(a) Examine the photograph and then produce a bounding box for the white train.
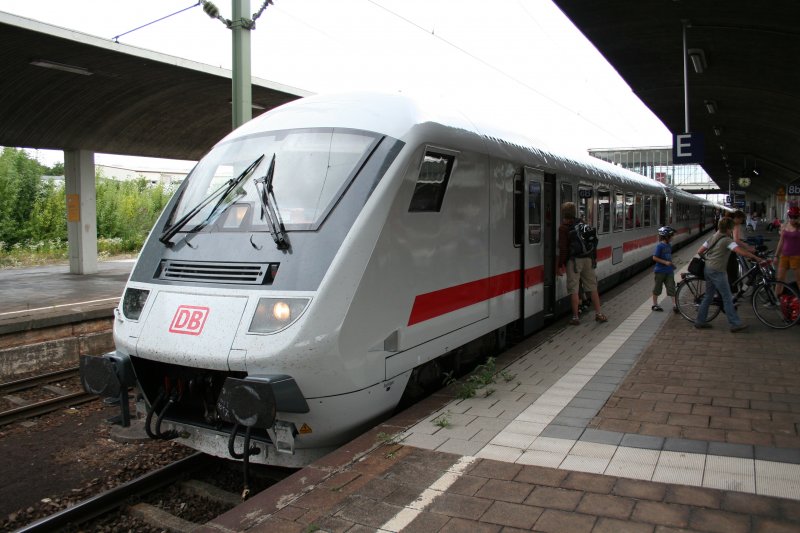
[81,92,717,467]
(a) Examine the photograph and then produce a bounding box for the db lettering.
[169,305,209,335]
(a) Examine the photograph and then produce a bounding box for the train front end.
[80,94,410,467]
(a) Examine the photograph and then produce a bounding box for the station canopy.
[552,0,800,198]
[0,11,311,162]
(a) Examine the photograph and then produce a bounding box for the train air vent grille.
[158,260,276,285]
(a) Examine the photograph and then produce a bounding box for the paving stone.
[438,517,502,532]
[514,465,569,487]
[754,446,800,464]
[576,492,635,519]
[578,428,624,446]
[664,485,721,509]
[721,492,780,517]
[591,517,655,533]
[619,433,664,450]
[707,441,754,459]
[427,492,493,520]
[539,425,585,440]
[688,508,751,533]
[631,501,690,528]
[662,437,708,454]
[479,500,544,529]
[532,509,596,533]
[560,471,615,494]
[612,478,667,501]
[474,478,534,504]
[524,486,584,511]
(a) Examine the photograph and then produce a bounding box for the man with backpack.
[557,202,608,326]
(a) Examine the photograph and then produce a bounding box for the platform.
[198,238,800,533]
[0,259,132,334]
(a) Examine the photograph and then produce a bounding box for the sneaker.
[730,324,748,333]
[673,305,680,314]
[569,316,580,326]
[651,305,664,312]
[694,323,712,329]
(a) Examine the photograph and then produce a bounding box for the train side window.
[578,186,593,226]
[597,189,610,234]
[614,191,624,232]
[644,195,652,227]
[625,192,634,230]
[409,151,454,212]
[528,179,542,244]
[635,194,643,228]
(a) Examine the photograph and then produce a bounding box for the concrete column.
[64,149,97,274]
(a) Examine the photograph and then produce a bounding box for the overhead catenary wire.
[365,0,624,142]
[112,2,201,43]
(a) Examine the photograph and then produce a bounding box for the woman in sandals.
[557,202,608,325]
[651,226,679,312]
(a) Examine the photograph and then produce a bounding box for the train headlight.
[249,297,310,334]
[121,288,150,320]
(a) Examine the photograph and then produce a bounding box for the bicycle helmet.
[658,226,676,237]
[788,206,800,218]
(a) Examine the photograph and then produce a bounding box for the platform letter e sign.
[169,305,210,335]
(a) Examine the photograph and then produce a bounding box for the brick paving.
[197,233,800,532]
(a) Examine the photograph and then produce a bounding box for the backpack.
[569,222,598,259]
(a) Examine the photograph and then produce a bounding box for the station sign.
[788,180,800,196]
[672,133,704,164]
[734,200,746,208]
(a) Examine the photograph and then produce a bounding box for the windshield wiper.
[254,154,290,251]
[159,154,265,246]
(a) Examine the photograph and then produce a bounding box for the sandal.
[673,305,680,313]
[651,305,664,312]
[569,316,580,326]
[595,313,608,323]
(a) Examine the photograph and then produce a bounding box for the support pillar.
[64,150,97,274]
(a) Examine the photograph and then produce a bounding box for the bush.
[0,148,175,265]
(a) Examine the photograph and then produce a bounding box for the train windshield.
[169,128,379,233]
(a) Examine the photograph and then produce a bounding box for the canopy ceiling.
[0,11,311,161]
[552,0,800,198]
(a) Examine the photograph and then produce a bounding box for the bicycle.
[675,247,800,329]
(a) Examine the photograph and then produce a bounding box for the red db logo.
[169,305,209,336]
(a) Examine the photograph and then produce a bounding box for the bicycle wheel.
[752,281,800,329]
[676,277,721,323]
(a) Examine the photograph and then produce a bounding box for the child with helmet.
[652,226,679,312]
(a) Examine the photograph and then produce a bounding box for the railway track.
[0,367,96,426]
[17,453,213,532]
[17,453,291,532]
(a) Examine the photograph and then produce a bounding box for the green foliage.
[0,148,175,263]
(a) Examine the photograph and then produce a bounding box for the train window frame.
[408,149,456,213]
[643,195,652,227]
[635,193,643,229]
[625,192,635,230]
[560,181,574,207]
[614,191,624,232]
[528,178,543,244]
[578,185,594,227]
[597,188,611,234]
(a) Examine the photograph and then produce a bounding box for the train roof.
[224,92,700,201]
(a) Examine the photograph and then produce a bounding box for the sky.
[3,0,672,171]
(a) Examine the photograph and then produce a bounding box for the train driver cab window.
[578,187,594,226]
[644,196,652,227]
[614,191,624,232]
[409,151,455,212]
[597,189,611,234]
[528,179,542,244]
[625,192,635,230]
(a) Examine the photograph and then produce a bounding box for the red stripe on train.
[407,266,544,326]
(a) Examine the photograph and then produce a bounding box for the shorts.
[653,272,676,297]
[779,255,800,270]
[566,257,597,294]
